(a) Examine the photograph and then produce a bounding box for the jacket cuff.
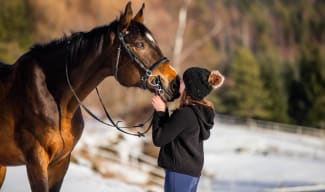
[155,107,168,116]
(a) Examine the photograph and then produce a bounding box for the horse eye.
[134,41,145,49]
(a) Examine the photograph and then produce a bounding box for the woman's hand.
[151,95,167,112]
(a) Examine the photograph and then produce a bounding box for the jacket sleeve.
[152,108,191,147]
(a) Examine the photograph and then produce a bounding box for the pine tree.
[298,45,325,128]
[259,52,289,122]
[224,47,272,119]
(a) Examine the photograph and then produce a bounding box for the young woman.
[151,67,224,192]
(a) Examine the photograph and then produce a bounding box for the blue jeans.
[164,170,200,192]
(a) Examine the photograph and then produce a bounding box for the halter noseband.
[115,28,168,95]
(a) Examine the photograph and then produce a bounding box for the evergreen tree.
[0,0,32,63]
[223,48,272,119]
[258,51,289,122]
[298,45,325,128]
[287,80,311,126]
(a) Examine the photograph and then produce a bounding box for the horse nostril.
[171,76,180,91]
[173,82,178,90]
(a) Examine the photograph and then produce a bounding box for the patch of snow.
[2,163,144,192]
[200,121,325,192]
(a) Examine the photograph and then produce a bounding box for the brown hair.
[179,90,214,110]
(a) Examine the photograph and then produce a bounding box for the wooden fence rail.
[264,184,325,192]
[215,114,325,138]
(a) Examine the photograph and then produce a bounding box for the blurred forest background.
[0,0,324,129]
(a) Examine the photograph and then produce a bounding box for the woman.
[151,67,224,192]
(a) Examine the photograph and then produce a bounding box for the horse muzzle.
[162,75,180,102]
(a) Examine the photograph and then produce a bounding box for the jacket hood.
[189,105,215,140]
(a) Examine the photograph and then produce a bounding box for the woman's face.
[179,79,185,95]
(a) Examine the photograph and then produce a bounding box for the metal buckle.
[156,87,164,95]
[146,70,152,77]
[153,76,160,86]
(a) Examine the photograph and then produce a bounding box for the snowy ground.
[2,119,325,192]
[2,163,143,192]
[201,121,325,192]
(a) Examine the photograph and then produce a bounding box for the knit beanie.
[183,67,224,100]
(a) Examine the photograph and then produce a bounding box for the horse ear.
[134,3,145,23]
[119,1,133,32]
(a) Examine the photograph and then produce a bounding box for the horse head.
[113,2,180,102]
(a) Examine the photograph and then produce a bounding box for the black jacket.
[152,104,215,177]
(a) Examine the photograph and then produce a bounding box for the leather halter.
[115,28,169,95]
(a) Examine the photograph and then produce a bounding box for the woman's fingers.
[151,95,166,112]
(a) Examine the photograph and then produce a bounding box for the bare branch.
[180,20,222,65]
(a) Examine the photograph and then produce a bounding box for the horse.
[0,2,180,192]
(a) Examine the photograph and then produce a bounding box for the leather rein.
[65,28,169,137]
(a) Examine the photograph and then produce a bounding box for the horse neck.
[64,50,113,112]
[38,27,117,113]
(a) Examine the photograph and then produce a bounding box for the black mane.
[29,17,155,56]
[30,21,118,54]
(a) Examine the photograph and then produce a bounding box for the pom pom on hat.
[208,70,225,89]
[183,67,224,100]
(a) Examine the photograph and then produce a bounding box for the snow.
[1,119,325,192]
[201,121,325,192]
[2,163,144,192]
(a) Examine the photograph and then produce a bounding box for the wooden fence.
[215,114,325,138]
[264,184,325,192]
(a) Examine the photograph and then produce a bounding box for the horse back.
[1,53,60,133]
[0,54,62,164]
[11,54,59,126]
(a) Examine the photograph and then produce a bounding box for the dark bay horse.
[0,2,180,191]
